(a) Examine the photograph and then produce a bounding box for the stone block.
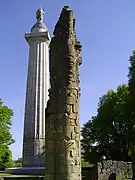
[45,156,55,173]
[3,176,45,180]
[45,140,54,153]
[68,112,77,119]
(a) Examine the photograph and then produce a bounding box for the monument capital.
[31,8,48,33]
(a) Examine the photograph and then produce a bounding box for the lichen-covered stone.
[45,6,82,180]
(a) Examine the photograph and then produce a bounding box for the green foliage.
[81,158,93,168]
[82,50,135,166]
[128,50,135,178]
[0,99,15,169]
[128,50,135,92]
[13,162,22,167]
[13,158,22,167]
[81,85,133,164]
[81,50,135,180]
[0,145,13,169]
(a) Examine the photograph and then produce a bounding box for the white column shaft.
[23,39,49,167]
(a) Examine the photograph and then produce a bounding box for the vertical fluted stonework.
[23,40,50,167]
[22,8,50,167]
[45,6,82,180]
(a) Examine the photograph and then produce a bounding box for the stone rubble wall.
[97,160,132,180]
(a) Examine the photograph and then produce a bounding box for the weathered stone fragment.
[97,160,133,180]
[45,6,82,180]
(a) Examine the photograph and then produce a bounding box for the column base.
[5,167,45,175]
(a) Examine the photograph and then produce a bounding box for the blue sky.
[0,0,135,160]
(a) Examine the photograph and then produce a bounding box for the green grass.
[0,173,11,177]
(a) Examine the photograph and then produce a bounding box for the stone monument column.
[45,6,82,180]
[22,8,50,167]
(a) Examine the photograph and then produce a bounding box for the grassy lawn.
[0,173,11,176]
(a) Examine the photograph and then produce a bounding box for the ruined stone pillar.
[45,6,82,180]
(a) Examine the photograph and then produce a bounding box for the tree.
[81,50,135,180]
[128,50,135,178]
[81,85,132,164]
[0,99,15,169]
[13,158,22,167]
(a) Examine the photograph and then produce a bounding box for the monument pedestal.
[5,167,45,175]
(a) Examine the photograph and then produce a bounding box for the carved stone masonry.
[45,6,82,180]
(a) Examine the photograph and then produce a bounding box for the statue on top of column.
[36,8,45,23]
